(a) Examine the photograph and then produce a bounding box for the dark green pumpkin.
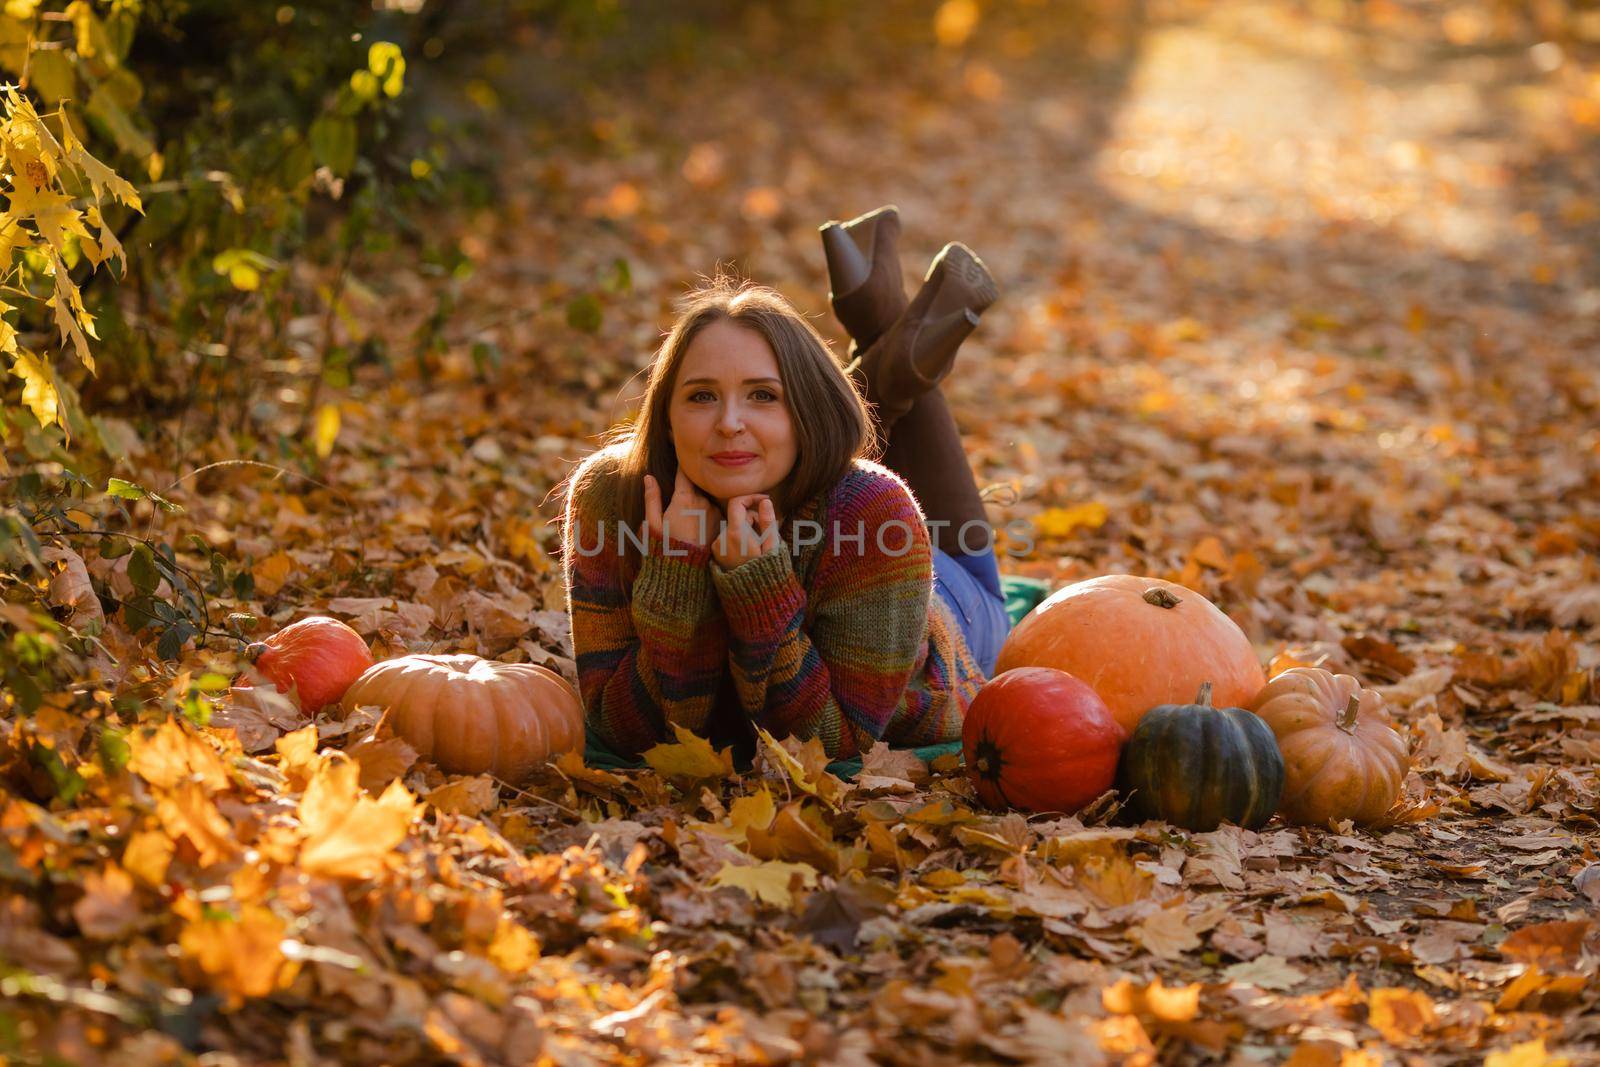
[1116,681,1284,832]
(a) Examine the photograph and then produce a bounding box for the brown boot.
[820,205,906,353]
[863,241,998,428]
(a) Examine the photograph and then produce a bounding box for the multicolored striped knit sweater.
[561,450,987,760]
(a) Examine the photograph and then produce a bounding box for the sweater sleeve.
[708,481,932,760]
[563,489,729,759]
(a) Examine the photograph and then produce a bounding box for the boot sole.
[926,242,999,318]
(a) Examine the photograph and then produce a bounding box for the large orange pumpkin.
[994,575,1264,733]
[1246,667,1410,826]
[341,654,584,783]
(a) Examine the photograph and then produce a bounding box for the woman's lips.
[710,453,756,467]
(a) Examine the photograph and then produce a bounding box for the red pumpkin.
[962,667,1126,813]
[994,574,1265,734]
[244,615,373,712]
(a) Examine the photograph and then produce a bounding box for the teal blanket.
[582,574,1054,780]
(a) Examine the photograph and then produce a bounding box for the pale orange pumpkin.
[1245,667,1410,825]
[994,574,1265,733]
[341,654,583,783]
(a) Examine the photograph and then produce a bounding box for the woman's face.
[668,318,798,509]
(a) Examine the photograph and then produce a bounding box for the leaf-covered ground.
[8,3,1599,1064]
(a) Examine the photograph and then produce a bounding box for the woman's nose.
[715,405,745,435]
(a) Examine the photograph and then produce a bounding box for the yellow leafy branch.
[0,82,141,435]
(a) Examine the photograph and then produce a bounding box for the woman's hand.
[713,494,782,570]
[644,469,720,550]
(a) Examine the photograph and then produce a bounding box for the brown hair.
[558,274,876,582]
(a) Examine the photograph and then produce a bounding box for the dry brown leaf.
[72,865,142,940]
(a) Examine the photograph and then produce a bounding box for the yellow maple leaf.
[487,919,540,974]
[48,253,96,369]
[8,179,89,252]
[120,828,174,888]
[9,347,59,429]
[274,724,320,790]
[155,779,239,866]
[60,114,142,212]
[1366,987,1438,1044]
[642,722,734,780]
[690,785,776,842]
[298,758,418,879]
[727,787,776,838]
[709,859,817,907]
[425,774,499,817]
[755,727,847,809]
[0,211,25,267]
[178,903,298,1001]
[1103,976,1201,1021]
[128,718,231,792]
[1033,502,1109,540]
[1485,1039,1571,1067]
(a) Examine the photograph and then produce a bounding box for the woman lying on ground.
[558,207,1009,763]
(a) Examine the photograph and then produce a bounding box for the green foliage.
[0,0,664,695]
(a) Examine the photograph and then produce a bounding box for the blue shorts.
[931,546,1010,677]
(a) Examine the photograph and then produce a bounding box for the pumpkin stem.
[1195,681,1214,707]
[973,737,1005,781]
[244,642,269,663]
[1337,693,1361,732]
[1143,588,1182,609]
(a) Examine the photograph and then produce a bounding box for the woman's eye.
[687,389,776,402]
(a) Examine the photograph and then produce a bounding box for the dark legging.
[873,383,1009,673]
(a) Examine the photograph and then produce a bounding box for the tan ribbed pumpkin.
[341,654,583,783]
[1245,667,1410,826]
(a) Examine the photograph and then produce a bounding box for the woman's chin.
[702,465,763,491]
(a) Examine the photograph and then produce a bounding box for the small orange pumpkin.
[1246,667,1410,825]
[245,615,374,712]
[341,654,583,783]
[994,574,1265,733]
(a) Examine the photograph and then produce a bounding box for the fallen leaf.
[349,734,419,793]
[179,904,298,1001]
[1497,920,1595,972]
[1484,1038,1572,1067]
[299,759,418,879]
[1221,954,1306,991]
[128,718,231,792]
[42,545,103,627]
[275,724,322,791]
[72,865,142,940]
[426,774,500,817]
[252,552,295,597]
[796,879,894,953]
[643,723,735,781]
[1367,987,1438,1045]
[710,859,818,907]
[1132,901,1200,960]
